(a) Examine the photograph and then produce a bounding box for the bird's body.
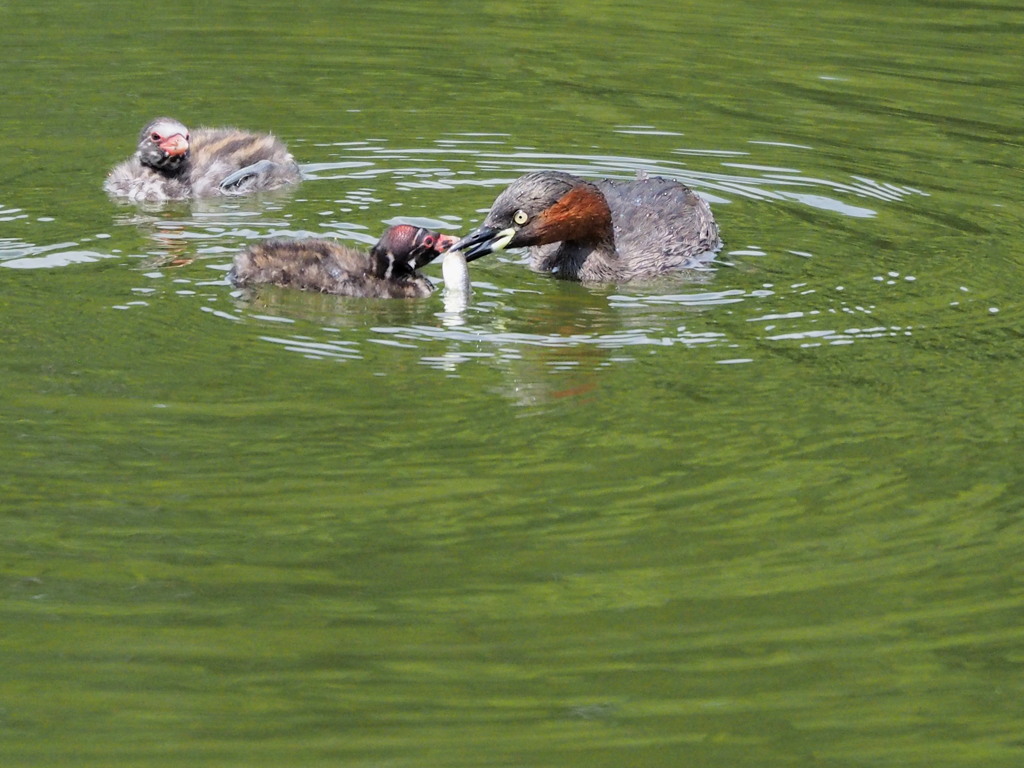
[455,171,721,282]
[105,118,300,203]
[229,225,457,299]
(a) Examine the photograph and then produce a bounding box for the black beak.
[451,227,503,262]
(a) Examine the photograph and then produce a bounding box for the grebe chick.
[453,170,721,282]
[229,225,458,299]
[105,117,301,203]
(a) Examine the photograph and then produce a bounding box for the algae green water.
[2,1,1023,766]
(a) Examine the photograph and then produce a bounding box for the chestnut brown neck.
[538,184,614,245]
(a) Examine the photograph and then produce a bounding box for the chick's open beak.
[435,234,460,253]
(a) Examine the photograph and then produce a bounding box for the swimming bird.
[228,225,458,299]
[104,117,301,202]
[453,170,721,282]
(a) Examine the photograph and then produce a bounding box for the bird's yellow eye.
[513,210,529,225]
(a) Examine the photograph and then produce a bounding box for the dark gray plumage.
[454,171,721,282]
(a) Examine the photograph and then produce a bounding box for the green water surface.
[2,1,1023,766]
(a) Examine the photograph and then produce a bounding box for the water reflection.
[182,254,955,408]
[205,275,747,407]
